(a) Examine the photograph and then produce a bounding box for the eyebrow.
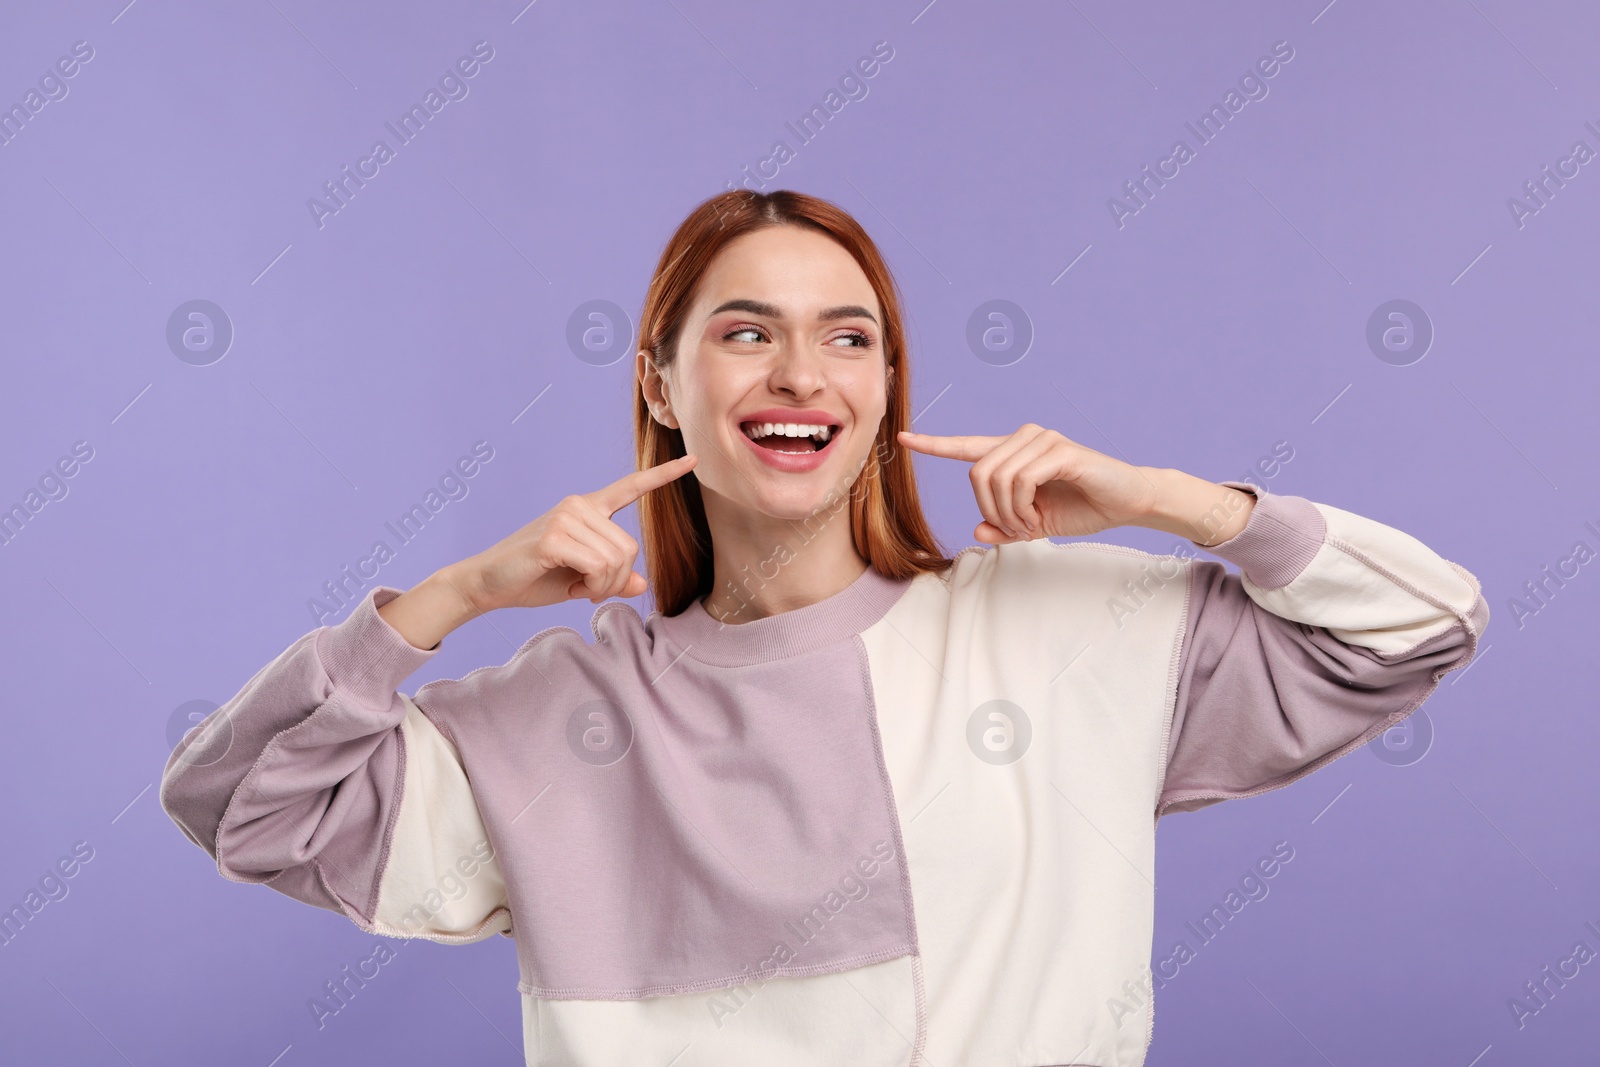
[707,298,879,327]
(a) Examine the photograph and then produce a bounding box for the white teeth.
[742,421,834,443]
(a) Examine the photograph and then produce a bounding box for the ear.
[637,350,680,429]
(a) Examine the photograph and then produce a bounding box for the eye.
[831,330,874,348]
[724,325,767,344]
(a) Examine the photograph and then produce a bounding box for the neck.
[698,494,869,625]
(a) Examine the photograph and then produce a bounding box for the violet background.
[2,0,1596,1063]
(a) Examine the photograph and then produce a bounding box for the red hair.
[634,189,955,618]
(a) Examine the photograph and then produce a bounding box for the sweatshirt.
[159,481,1489,1066]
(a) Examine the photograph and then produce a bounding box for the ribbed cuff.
[315,585,440,695]
[1197,481,1328,590]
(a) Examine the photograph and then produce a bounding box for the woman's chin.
[742,482,851,524]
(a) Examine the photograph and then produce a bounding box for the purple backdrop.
[2,0,1596,1063]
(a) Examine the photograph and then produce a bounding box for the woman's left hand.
[897,424,1163,543]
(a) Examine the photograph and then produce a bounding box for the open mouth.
[739,420,840,454]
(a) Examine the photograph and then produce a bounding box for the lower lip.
[738,426,838,472]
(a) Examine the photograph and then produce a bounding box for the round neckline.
[651,562,917,667]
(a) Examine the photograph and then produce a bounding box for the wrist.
[428,563,490,627]
[1135,467,1257,547]
[374,566,484,652]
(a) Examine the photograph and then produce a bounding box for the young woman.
[161,189,1489,1067]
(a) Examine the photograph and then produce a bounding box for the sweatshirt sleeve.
[1156,481,1490,818]
[159,585,513,943]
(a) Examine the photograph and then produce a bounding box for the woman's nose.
[768,346,825,396]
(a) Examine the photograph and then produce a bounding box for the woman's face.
[646,224,890,525]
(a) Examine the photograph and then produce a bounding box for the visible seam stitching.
[852,634,922,959]
[513,944,913,999]
[364,902,515,943]
[412,623,587,702]
[1324,536,1481,635]
[365,709,408,921]
[215,619,420,929]
[214,684,379,894]
[406,699,514,948]
[649,577,918,668]
[1155,615,1478,816]
[1321,536,1486,671]
[1041,538,1188,565]
[421,697,465,755]
[1362,613,1483,662]
[909,952,930,1066]
[1154,534,1485,818]
[1151,559,1195,825]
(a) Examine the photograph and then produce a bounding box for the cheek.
[664,365,724,439]
[846,379,888,435]
[666,380,741,475]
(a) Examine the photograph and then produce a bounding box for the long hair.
[634,189,956,618]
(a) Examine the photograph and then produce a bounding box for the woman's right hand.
[378,454,698,651]
[460,453,699,614]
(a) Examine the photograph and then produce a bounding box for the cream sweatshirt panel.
[859,539,1189,1067]
[371,694,513,942]
[522,954,920,1067]
[1244,502,1486,653]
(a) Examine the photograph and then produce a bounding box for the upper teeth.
[743,422,833,442]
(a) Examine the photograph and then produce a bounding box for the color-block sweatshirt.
[159,482,1489,1067]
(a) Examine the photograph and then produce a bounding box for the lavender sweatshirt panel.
[160,587,437,921]
[1159,561,1471,815]
[1159,490,1474,816]
[414,564,919,999]
[160,629,322,857]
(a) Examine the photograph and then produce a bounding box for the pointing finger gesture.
[464,453,700,613]
[897,425,1159,543]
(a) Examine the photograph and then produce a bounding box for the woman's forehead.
[695,245,880,322]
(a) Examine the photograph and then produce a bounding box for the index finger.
[588,453,698,515]
[896,431,1004,463]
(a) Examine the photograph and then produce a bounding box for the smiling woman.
[631,196,955,623]
[160,188,1490,1067]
